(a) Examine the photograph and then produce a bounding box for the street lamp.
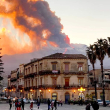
[49,90,50,93]
[5,89,6,97]
[78,87,85,105]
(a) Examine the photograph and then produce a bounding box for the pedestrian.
[30,99,33,110]
[91,101,99,110]
[60,100,63,106]
[51,101,54,110]
[21,98,25,110]
[54,100,57,110]
[86,103,90,110]
[8,96,12,110]
[47,98,51,110]
[37,96,40,109]
[17,98,21,110]
[15,98,18,110]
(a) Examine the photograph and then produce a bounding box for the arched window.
[52,93,57,100]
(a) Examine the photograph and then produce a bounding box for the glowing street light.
[78,87,85,104]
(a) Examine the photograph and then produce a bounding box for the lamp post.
[78,87,85,105]
[4,89,6,97]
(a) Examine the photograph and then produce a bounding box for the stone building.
[24,53,88,103]
[7,68,19,97]
[88,69,110,100]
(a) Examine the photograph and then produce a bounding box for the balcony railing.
[63,70,85,75]
[39,70,60,75]
[63,84,86,89]
[38,84,61,89]
[10,77,17,82]
[24,86,38,91]
[24,72,37,79]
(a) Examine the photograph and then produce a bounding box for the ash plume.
[0,0,70,55]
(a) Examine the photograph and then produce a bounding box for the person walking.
[9,96,12,110]
[47,98,51,110]
[54,100,57,110]
[51,101,54,110]
[86,103,90,110]
[21,98,25,110]
[37,96,40,109]
[91,101,99,110]
[30,99,33,110]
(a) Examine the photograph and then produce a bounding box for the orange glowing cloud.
[0,0,69,55]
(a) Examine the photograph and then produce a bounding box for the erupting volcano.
[0,0,70,55]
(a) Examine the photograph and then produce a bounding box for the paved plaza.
[0,103,110,110]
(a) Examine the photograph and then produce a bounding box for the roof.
[24,53,87,66]
[43,53,87,59]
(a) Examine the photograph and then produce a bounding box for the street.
[0,103,110,110]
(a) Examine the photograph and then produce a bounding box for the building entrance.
[65,92,70,104]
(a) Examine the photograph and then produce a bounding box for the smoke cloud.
[0,0,70,55]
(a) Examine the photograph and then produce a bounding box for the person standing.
[9,96,12,110]
[37,96,40,109]
[21,98,25,110]
[47,98,51,110]
[54,100,57,110]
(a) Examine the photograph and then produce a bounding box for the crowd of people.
[8,96,63,110]
[8,96,25,110]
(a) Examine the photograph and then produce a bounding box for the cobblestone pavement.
[0,103,110,110]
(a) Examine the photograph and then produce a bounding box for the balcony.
[19,73,24,77]
[10,77,17,82]
[38,84,61,89]
[24,86,38,91]
[88,84,109,89]
[24,72,37,79]
[18,85,23,89]
[63,84,86,89]
[104,78,110,82]
[63,70,86,75]
[39,70,60,75]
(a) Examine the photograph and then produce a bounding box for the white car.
[97,99,103,105]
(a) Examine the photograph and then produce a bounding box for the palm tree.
[86,45,97,99]
[106,37,110,57]
[94,38,108,106]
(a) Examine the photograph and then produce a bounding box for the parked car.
[105,100,110,105]
[97,99,103,105]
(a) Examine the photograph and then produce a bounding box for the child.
[51,101,54,110]
[30,99,33,110]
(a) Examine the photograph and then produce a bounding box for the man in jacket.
[47,98,51,110]
[8,96,12,110]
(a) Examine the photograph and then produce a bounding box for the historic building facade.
[7,53,110,102]
[24,53,88,102]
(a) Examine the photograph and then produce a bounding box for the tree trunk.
[93,64,97,99]
[101,60,106,106]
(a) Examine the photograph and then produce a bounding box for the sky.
[45,0,110,45]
